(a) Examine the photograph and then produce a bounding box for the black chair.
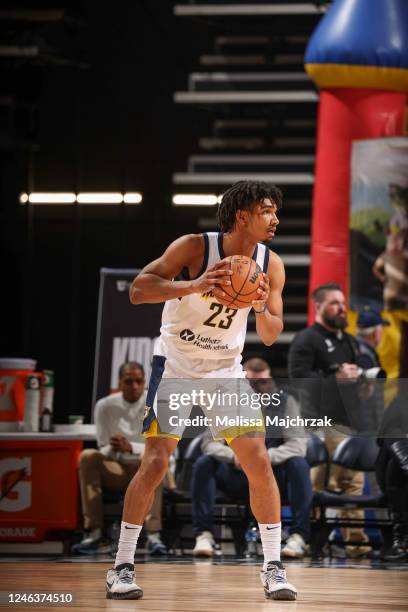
[311,436,391,558]
[163,433,250,555]
[306,432,329,469]
[176,432,207,493]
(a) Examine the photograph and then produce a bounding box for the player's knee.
[143,449,169,481]
[79,448,102,468]
[245,448,271,480]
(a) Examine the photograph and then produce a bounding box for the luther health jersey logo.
[325,338,335,353]
[179,329,229,351]
[180,329,196,342]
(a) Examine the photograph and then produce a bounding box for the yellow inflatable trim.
[305,64,408,92]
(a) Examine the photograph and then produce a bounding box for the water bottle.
[23,375,40,432]
[244,521,259,558]
[40,370,54,432]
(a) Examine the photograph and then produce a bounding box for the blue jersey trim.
[263,247,270,273]
[194,233,209,279]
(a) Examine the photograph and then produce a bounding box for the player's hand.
[189,259,233,298]
[252,272,270,313]
[110,433,132,453]
[335,363,360,381]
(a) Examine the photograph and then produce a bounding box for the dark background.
[1,1,322,422]
[1,2,216,422]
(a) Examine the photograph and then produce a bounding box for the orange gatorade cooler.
[0,358,37,431]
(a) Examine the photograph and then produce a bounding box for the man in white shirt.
[73,361,167,555]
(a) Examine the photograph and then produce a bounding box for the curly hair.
[216,180,283,232]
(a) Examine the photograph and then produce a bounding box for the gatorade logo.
[0,457,32,512]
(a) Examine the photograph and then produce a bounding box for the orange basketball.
[216,255,263,309]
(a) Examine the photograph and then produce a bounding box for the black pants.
[376,440,408,517]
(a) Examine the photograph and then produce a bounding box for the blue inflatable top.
[305,0,408,91]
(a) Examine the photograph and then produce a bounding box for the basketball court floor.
[1,556,407,611]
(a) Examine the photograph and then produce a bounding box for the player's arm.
[252,251,284,346]
[129,234,232,304]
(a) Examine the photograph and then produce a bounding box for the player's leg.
[229,435,297,601]
[106,437,178,600]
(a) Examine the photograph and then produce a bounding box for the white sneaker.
[106,563,143,600]
[260,561,297,601]
[193,531,215,557]
[281,533,307,558]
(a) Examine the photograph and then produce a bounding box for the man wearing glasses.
[73,361,168,555]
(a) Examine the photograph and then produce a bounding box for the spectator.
[288,283,371,558]
[191,358,313,559]
[376,390,408,562]
[73,361,169,555]
[355,308,389,372]
[355,308,389,433]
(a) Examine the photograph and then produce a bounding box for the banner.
[92,268,163,411]
[350,137,408,376]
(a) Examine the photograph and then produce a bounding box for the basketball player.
[106,181,297,601]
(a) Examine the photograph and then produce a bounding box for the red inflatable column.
[308,88,406,321]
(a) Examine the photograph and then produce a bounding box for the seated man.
[191,357,313,558]
[376,391,408,562]
[73,361,168,555]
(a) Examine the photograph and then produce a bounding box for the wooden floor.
[1,562,408,611]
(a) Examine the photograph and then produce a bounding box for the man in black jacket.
[288,283,371,557]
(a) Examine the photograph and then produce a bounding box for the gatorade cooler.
[0,358,37,431]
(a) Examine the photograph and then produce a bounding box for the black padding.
[313,490,387,508]
[306,433,329,467]
[331,436,379,471]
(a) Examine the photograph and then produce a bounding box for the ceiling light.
[172,194,222,206]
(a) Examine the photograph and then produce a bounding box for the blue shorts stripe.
[142,355,166,433]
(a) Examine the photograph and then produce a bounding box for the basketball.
[216,255,263,309]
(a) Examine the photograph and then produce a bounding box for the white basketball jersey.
[155,232,270,371]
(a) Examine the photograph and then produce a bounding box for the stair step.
[189,71,313,92]
[173,172,314,185]
[175,4,326,17]
[272,236,310,246]
[214,118,316,136]
[188,154,315,173]
[198,136,316,153]
[200,54,267,66]
[214,34,309,55]
[174,91,318,104]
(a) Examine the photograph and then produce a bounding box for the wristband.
[253,304,267,314]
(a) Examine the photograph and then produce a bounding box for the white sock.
[259,522,281,571]
[114,521,142,568]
